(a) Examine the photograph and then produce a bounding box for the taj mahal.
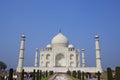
[17,32,102,73]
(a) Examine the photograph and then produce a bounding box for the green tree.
[0,61,7,70]
[40,70,42,80]
[77,70,81,80]
[49,71,54,75]
[82,71,85,80]
[8,68,13,80]
[21,69,24,80]
[86,72,91,79]
[37,70,39,80]
[107,67,113,80]
[72,70,77,78]
[95,71,101,80]
[115,66,120,80]
[46,70,48,77]
[32,69,36,80]
[67,70,71,76]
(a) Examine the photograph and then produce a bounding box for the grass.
[0,73,8,77]
[41,75,54,80]
[41,72,108,80]
[0,72,108,80]
[101,72,107,80]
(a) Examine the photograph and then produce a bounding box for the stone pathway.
[49,74,72,80]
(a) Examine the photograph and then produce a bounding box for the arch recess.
[70,62,74,67]
[46,54,50,60]
[70,54,74,60]
[46,62,50,67]
[55,53,66,67]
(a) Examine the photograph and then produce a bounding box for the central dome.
[51,33,69,47]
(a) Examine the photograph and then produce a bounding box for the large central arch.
[55,53,66,67]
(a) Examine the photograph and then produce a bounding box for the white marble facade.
[40,32,80,68]
[17,32,102,73]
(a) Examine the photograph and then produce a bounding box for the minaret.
[17,35,25,72]
[34,48,38,67]
[82,49,85,67]
[95,35,102,72]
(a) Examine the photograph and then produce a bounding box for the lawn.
[41,74,54,80]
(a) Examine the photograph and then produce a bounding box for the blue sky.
[0,0,120,71]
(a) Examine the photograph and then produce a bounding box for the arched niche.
[70,54,74,60]
[70,62,74,67]
[41,61,43,66]
[41,54,44,60]
[46,54,50,60]
[46,62,50,67]
[55,53,66,67]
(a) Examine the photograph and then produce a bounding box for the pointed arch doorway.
[55,53,66,67]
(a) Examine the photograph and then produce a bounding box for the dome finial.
[59,29,61,33]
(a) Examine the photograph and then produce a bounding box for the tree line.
[67,66,120,80]
[2,66,120,80]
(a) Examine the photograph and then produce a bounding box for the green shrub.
[82,71,85,80]
[107,67,113,80]
[49,71,54,75]
[8,68,13,80]
[96,71,101,80]
[67,70,71,76]
[115,66,120,80]
[77,70,81,80]
[32,69,35,80]
[86,72,91,79]
[37,70,39,80]
[72,70,77,78]
[46,70,48,77]
[21,69,24,80]
[40,70,42,80]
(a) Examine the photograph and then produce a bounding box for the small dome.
[51,33,69,47]
[21,34,25,38]
[95,35,99,38]
[82,49,84,51]
[68,44,74,48]
[46,44,52,48]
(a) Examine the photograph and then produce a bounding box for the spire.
[59,29,61,33]
[17,35,26,72]
[95,35,102,72]
[34,48,39,67]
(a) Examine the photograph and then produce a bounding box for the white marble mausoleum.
[17,32,103,73]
